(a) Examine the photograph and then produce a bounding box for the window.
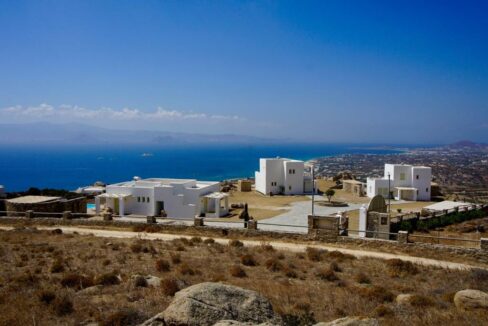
[147,197,150,203]
[381,216,388,225]
[400,173,406,181]
[293,169,296,174]
[142,197,146,203]
[289,169,292,174]
[426,188,429,192]
[416,175,419,180]
[289,186,292,191]
[271,182,277,187]
[137,197,141,202]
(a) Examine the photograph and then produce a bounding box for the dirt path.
[0,225,483,271]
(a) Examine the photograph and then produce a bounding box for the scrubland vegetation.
[0,228,487,325]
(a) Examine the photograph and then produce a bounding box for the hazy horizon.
[1,1,487,143]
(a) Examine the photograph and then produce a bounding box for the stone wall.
[5,197,86,217]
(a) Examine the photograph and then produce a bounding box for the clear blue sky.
[0,0,487,143]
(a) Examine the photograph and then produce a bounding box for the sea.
[0,144,402,192]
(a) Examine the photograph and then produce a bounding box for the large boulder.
[315,317,379,326]
[140,282,279,326]
[395,294,414,305]
[454,289,488,310]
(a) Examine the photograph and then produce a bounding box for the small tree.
[325,189,335,203]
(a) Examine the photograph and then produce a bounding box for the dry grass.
[0,228,487,325]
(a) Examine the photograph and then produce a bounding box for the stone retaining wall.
[5,197,86,216]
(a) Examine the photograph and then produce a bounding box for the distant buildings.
[96,177,229,218]
[0,185,5,198]
[367,164,431,201]
[255,158,313,195]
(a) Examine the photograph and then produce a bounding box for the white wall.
[283,161,305,195]
[411,167,432,201]
[255,158,306,195]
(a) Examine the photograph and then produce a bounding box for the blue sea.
[0,144,402,192]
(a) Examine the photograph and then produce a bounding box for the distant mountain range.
[0,122,278,145]
[446,140,488,149]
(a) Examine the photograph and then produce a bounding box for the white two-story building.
[95,177,229,218]
[255,158,313,195]
[367,164,431,201]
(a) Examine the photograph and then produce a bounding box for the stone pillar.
[398,231,409,244]
[194,217,204,227]
[247,220,258,230]
[147,216,156,224]
[307,215,315,229]
[119,198,125,217]
[95,196,101,214]
[25,210,34,219]
[102,212,113,221]
[480,238,488,251]
[215,199,220,218]
[62,211,72,220]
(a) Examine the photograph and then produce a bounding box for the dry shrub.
[144,225,161,233]
[176,245,186,251]
[37,289,56,304]
[283,266,298,278]
[203,238,215,244]
[326,251,356,262]
[354,272,371,284]
[95,272,120,286]
[315,268,339,282]
[178,263,195,276]
[371,304,393,317]
[100,308,145,326]
[409,294,436,307]
[161,278,180,296]
[386,259,418,277]
[265,258,284,272]
[170,253,181,264]
[441,291,456,303]
[190,237,202,244]
[240,254,257,266]
[356,285,394,303]
[53,294,74,316]
[468,268,488,291]
[132,225,146,232]
[258,243,275,252]
[330,262,342,272]
[12,271,38,285]
[50,258,64,273]
[133,275,148,288]
[229,265,247,278]
[155,259,171,272]
[130,242,143,253]
[306,247,323,262]
[61,273,94,290]
[229,239,244,247]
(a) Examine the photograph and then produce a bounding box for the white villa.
[95,177,229,218]
[367,164,432,201]
[255,158,313,195]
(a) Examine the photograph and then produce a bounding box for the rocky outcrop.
[454,289,488,310]
[140,282,280,326]
[395,294,414,305]
[315,317,379,326]
[130,274,161,288]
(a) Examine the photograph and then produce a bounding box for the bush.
[283,267,298,279]
[61,273,94,290]
[133,275,148,288]
[240,254,257,266]
[354,272,371,284]
[50,259,64,273]
[95,272,120,286]
[265,258,284,272]
[329,262,342,272]
[326,251,356,261]
[386,259,418,277]
[259,243,275,252]
[315,268,338,282]
[203,238,215,244]
[101,308,145,326]
[306,247,323,262]
[178,263,195,276]
[38,289,56,304]
[130,242,143,253]
[53,295,74,316]
[190,237,202,244]
[155,259,171,272]
[409,294,436,307]
[161,278,180,296]
[170,253,181,264]
[229,239,244,247]
[357,286,394,303]
[371,304,393,317]
[229,265,247,278]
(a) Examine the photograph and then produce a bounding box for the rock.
[77,285,103,296]
[454,289,488,310]
[214,321,277,326]
[315,316,379,326]
[395,294,414,305]
[140,282,279,326]
[131,275,161,288]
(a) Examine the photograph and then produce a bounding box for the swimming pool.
[86,203,96,210]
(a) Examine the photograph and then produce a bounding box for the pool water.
[86,203,96,210]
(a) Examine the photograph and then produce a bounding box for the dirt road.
[0,225,483,271]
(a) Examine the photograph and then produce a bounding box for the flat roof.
[204,192,229,199]
[7,196,61,204]
[424,201,472,211]
[109,178,219,188]
[342,180,363,184]
[395,187,417,190]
